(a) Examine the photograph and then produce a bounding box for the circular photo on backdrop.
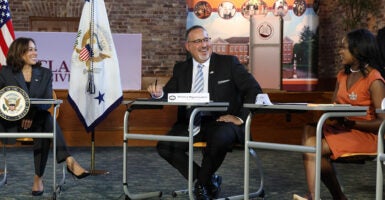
[194,1,212,19]
[218,1,236,19]
[273,0,288,17]
[293,0,306,16]
[241,0,268,19]
[0,86,30,121]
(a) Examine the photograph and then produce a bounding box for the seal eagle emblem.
[0,86,30,121]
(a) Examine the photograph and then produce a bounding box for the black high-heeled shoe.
[32,179,44,196]
[66,167,90,179]
[31,190,44,196]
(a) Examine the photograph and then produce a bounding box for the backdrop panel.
[15,31,142,90]
[186,0,319,91]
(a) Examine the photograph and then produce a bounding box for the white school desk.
[243,103,368,200]
[0,99,64,199]
[122,100,228,200]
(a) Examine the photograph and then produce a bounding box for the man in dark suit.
[147,25,263,200]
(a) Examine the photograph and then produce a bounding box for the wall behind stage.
[186,0,319,91]
[15,31,142,90]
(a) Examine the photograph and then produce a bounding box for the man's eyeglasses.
[188,37,211,44]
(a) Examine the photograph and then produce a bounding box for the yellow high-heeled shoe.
[293,194,309,200]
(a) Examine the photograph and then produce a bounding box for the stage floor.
[0,147,380,199]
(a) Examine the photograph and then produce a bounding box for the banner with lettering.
[15,31,141,90]
[186,0,319,91]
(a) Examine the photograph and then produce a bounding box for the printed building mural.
[186,0,319,91]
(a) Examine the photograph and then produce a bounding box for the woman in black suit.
[0,37,89,196]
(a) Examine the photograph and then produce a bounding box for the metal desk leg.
[243,108,366,200]
[376,120,385,200]
[187,107,227,200]
[52,105,68,199]
[314,114,326,200]
[122,106,226,200]
[244,113,265,200]
[315,112,365,200]
[53,108,57,199]
[122,110,162,200]
[57,164,66,192]
[223,146,264,200]
[51,105,66,199]
[188,108,197,200]
[247,148,265,199]
[244,113,252,199]
[0,143,7,187]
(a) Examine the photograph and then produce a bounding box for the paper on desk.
[274,103,351,107]
[274,102,308,105]
[255,93,273,105]
[29,98,55,101]
[307,103,351,107]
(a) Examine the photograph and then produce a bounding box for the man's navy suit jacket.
[162,53,263,124]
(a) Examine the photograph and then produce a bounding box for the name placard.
[168,93,210,103]
[255,93,273,105]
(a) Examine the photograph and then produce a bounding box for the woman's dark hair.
[6,37,42,73]
[377,26,385,68]
[343,29,385,78]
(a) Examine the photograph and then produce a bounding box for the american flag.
[79,44,92,61]
[0,0,15,67]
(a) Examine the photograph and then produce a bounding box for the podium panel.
[250,15,282,90]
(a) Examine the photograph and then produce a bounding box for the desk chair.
[16,91,60,144]
[0,93,65,200]
[332,98,385,197]
[123,101,250,200]
[172,141,265,200]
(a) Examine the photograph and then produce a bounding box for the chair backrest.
[48,90,59,119]
[333,153,376,164]
[382,98,385,110]
[13,90,60,145]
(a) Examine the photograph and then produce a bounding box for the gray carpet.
[0,146,381,199]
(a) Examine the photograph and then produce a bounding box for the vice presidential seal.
[0,86,30,121]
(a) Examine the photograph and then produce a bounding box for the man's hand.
[147,82,163,98]
[216,114,243,125]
